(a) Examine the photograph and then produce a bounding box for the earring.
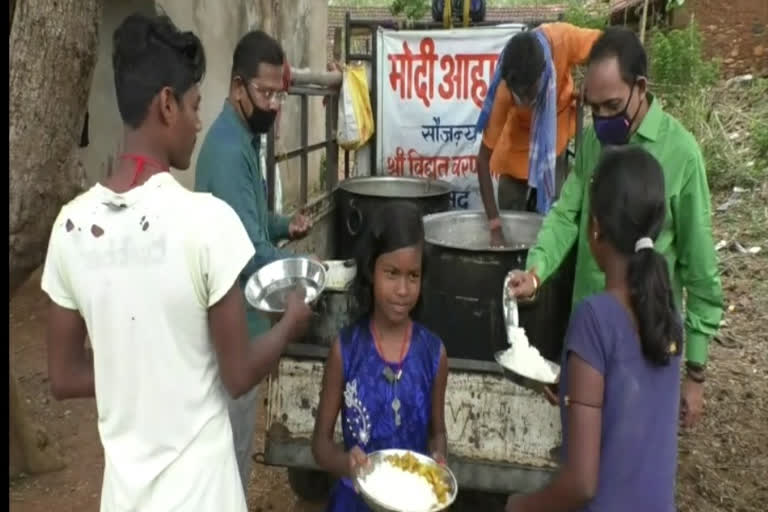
[592,231,598,240]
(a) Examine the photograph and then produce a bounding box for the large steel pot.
[305,289,358,347]
[335,176,452,260]
[421,210,576,362]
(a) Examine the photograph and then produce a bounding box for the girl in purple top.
[507,146,683,512]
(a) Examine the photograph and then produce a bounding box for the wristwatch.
[685,361,706,383]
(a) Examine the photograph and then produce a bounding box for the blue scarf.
[528,30,557,214]
[475,45,505,135]
[476,30,558,214]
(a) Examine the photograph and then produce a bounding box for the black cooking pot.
[335,176,453,260]
[421,210,576,362]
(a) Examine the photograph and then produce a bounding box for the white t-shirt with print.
[41,173,254,512]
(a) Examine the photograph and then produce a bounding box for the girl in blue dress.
[312,201,449,512]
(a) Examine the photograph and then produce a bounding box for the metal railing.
[265,70,342,213]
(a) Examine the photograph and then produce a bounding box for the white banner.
[375,25,525,209]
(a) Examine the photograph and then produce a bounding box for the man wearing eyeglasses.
[195,30,312,493]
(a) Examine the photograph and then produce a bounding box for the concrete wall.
[156,0,262,190]
[82,0,328,209]
[82,0,155,187]
[272,0,329,211]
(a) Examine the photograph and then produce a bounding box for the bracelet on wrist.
[522,271,540,302]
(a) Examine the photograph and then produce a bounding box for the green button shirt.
[195,100,292,336]
[526,96,724,365]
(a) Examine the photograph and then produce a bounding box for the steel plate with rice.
[494,349,560,394]
[494,273,560,392]
[353,449,458,512]
[245,257,326,313]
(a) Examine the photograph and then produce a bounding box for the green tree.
[390,0,429,21]
[649,22,718,88]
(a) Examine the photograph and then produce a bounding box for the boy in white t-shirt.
[40,13,311,511]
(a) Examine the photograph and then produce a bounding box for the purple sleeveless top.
[559,293,680,512]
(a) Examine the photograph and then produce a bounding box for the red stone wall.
[687,0,768,76]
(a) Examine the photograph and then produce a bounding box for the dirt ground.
[9,186,768,512]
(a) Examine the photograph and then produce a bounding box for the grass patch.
[562,0,609,29]
[644,23,767,192]
[649,23,719,90]
[658,78,768,192]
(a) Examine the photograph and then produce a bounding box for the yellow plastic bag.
[337,65,374,151]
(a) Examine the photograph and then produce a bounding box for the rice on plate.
[356,451,454,512]
[497,272,560,384]
[498,325,560,383]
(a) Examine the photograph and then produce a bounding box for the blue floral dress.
[325,317,444,512]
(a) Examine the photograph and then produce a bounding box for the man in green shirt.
[195,30,312,493]
[508,28,723,428]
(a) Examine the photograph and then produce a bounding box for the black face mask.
[240,83,277,134]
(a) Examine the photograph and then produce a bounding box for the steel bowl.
[353,449,458,512]
[244,257,326,313]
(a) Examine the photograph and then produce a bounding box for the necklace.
[119,154,170,187]
[371,321,411,427]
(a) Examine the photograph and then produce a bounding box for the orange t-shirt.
[482,23,602,180]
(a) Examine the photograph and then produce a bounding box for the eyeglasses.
[248,81,287,105]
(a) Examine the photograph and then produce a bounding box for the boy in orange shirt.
[476,23,601,246]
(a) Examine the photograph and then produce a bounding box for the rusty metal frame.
[265,84,340,213]
[282,342,510,374]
